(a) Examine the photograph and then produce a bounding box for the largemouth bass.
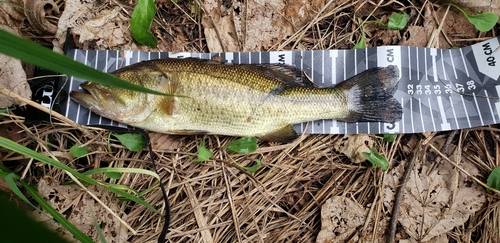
[70,58,402,142]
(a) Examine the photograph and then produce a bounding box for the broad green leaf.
[197,138,212,162]
[131,0,158,47]
[487,166,500,192]
[362,147,389,171]
[388,13,408,30]
[70,143,88,158]
[466,12,498,32]
[111,133,147,152]
[0,28,170,96]
[446,3,498,32]
[226,137,258,154]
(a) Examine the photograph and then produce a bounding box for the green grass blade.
[5,173,37,208]
[0,136,160,214]
[0,28,170,96]
[21,180,93,243]
[92,213,107,243]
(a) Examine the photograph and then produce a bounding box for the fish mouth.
[70,82,103,110]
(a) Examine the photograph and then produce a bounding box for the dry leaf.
[333,134,374,163]
[24,0,63,34]
[384,145,486,242]
[399,26,428,47]
[202,0,325,52]
[149,132,182,151]
[0,26,30,108]
[316,196,367,243]
[53,0,130,52]
[34,178,129,243]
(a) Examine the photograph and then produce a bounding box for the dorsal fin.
[244,63,316,88]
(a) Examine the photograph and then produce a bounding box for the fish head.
[70,81,153,124]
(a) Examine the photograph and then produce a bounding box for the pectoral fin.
[156,72,180,115]
[259,124,298,142]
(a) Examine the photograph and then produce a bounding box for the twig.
[387,130,458,243]
[0,87,89,136]
[64,171,137,234]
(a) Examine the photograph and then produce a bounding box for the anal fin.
[259,124,298,142]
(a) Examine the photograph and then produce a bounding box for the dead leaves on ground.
[383,137,487,242]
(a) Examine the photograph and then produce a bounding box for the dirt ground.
[1,0,500,242]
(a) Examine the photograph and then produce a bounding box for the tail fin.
[336,65,402,123]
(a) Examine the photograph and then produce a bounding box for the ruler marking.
[419,98,426,132]
[495,85,500,121]
[321,50,324,84]
[416,47,420,80]
[473,93,484,126]
[459,48,470,77]
[460,95,472,127]
[440,49,448,81]
[431,48,437,82]
[428,97,437,131]
[408,47,411,80]
[410,98,415,133]
[449,49,458,79]
[437,96,451,130]
[354,49,357,74]
[401,97,405,133]
[449,96,459,128]
[424,48,428,81]
[485,90,496,124]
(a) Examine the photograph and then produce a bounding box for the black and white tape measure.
[62,37,500,134]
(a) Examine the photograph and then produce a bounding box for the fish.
[70,58,402,142]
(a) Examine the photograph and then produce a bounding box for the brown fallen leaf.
[202,0,326,52]
[0,26,31,108]
[333,134,374,163]
[34,178,129,243]
[384,144,486,242]
[316,196,367,243]
[149,132,183,151]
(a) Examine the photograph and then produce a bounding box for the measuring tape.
[61,36,500,135]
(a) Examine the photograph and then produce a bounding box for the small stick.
[0,87,89,136]
[387,130,457,243]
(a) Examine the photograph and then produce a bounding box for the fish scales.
[71,58,402,142]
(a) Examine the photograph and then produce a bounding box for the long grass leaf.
[21,180,93,243]
[0,28,171,96]
[0,136,160,214]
